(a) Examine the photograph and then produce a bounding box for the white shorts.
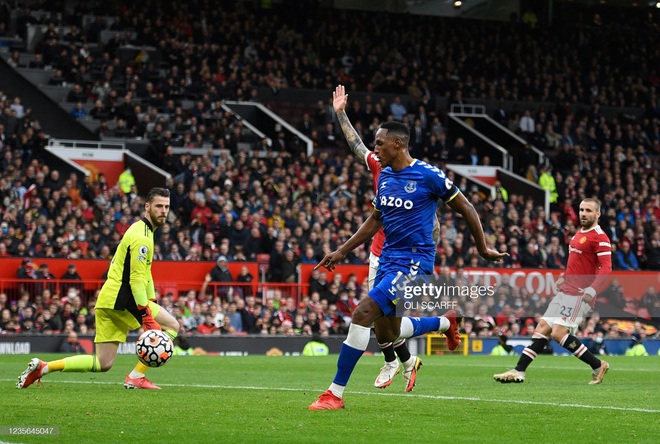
[368,252,380,291]
[542,292,591,335]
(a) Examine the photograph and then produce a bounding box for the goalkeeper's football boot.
[124,374,161,389]
[16,358,46,389]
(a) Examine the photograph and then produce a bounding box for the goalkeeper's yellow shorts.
[94,301,161,343]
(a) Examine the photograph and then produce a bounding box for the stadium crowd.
[0,1,659,341]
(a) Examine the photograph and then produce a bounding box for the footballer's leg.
[370,253,403,388]
[153,302,180,340]
[125,302,178,390]
[397,310,463,351]
[494,320,552,383]
[310,298,383,410]
[386,316,426,392]
[551,325,609,385]
[16,352,107,389]
[374,317,400,389]
[374,317,421,392]
[17,309,124,389]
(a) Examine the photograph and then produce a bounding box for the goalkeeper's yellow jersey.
[96,217,156,316]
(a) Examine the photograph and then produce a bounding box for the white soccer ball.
[136,330,174,368]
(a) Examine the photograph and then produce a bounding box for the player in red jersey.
[332,85,451,393]
[494,198,612,384]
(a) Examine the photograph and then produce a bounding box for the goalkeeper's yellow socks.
[128,331,176,379]
[128,361,150,379]
[45,355,102,374]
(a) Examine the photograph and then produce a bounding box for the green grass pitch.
[1,354,658,443]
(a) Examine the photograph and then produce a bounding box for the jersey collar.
[579,224,599,233]
[142,217,154,232]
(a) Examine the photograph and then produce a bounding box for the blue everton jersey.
[374,159,458,262]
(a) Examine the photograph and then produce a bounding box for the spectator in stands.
[389,96,407,121]
[225,302,243,333]
[546,244,566,269]
[117,168,136,194]
[202,255,233,299]
[587,331,608,356]
[17,258,37,280]
[538,165,558,205]
[280,249,300,283]
[197,313,219,335]
[69,101,88,120]
[35,262,53,280]
[268,240,285,282]
[236,265,254,297]
[66,84,87,103]
[615,241,639,271]
[60,262,83,291]
[520,241,542,268]
[89,99,110,120]
[645,233,660,270]
[58,331,84,354]
[183,304,205,332]
[625,332,649,356]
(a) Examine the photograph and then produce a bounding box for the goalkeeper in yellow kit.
[17,187,179,390]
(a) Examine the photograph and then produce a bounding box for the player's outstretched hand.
[314,250,347,272]
[333,85,348,114]
[480,248,509,262]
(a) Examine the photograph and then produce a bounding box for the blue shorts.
[369,255,434,317]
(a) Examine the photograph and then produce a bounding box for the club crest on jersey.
[404,180,417,193]
[580,237,587,244]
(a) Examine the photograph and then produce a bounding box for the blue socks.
[331,324,371,390]
[407,316,440,337]
[333,343,365,386]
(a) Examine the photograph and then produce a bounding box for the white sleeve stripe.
[597,252,611,256]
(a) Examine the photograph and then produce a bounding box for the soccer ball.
[136,330,173,367]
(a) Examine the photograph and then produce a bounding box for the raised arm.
[333,84,370,162]
[447,191,508,262]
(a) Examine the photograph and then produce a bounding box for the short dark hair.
[380,121,410,144]
[146,187,170,203]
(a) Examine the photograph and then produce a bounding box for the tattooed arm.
[432,216,441,245]
[333,84,370,163]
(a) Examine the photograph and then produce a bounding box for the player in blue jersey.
[333,84,446,392]
[309,119,507,410]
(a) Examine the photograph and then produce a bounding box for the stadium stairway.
[0,57,96,141]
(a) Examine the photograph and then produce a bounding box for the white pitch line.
[3,379,659,413]
[361,360,660,372]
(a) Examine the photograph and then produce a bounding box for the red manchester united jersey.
[563,225,612,296]
[366,151,385,256]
